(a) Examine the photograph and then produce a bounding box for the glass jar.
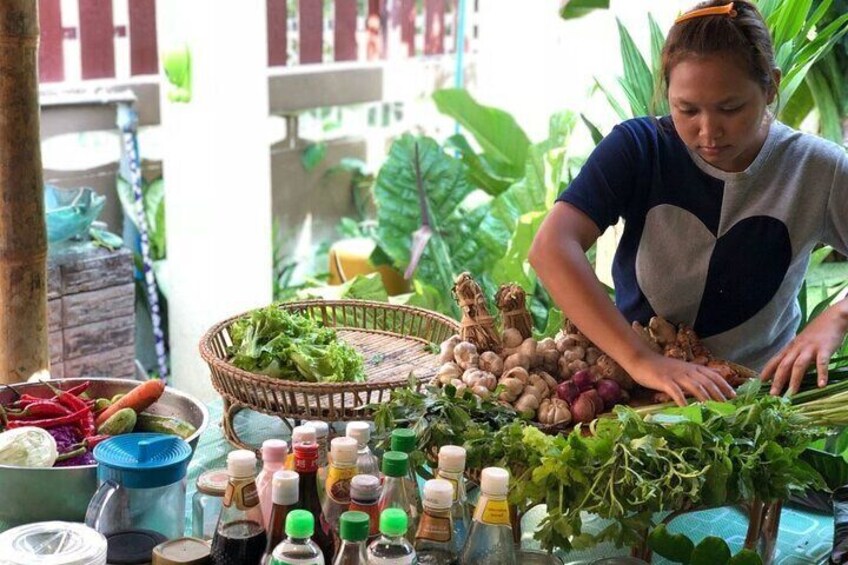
[191,468,229,540]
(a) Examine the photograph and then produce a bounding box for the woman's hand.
[762,300,848,396]
[624,353,737,406]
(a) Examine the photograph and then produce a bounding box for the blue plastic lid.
[94,433,192,489]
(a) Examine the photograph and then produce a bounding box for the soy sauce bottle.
[211,450,268,565]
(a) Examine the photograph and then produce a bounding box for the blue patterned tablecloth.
[189,400,835,564]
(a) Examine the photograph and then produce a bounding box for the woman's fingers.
[664,381,687,407]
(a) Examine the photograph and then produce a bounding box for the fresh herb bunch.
[371,379,522,477]
[228,305,365,383]
[375,379,827,553]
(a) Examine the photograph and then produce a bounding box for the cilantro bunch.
[228,305,365,383]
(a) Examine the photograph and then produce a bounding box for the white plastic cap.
[227,450,257,479]
[305,421,329,439]
[480,467,509,497]
[330,437,358,465]
[261,439,288,464]
[292,425,316,445]
[438,445,467,473]
[346,421,371,446]
[423,479,453,510]
[272,470,299,506]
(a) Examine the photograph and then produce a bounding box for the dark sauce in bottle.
[211,520,267,565]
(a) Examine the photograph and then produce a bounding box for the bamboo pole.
[0,0,48,384]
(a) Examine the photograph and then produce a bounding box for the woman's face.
[668,54,775,173]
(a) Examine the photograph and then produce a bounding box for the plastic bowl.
[0,378,208,530]
[44,185,105,243]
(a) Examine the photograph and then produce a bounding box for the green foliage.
[588,2,848,141]
[559,0,610,20]
[117,176,166,261]
[376,380,826,553]
[433,88,531,181]
[228,305,365,383]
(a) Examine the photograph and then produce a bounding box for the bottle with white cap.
[414,479,458,564]
[261,470,299,565]
[211,450,268,565]
[257,439,289,527]
[286,425,317,471]
[345,422,379,477]
[320,436,359,536]
[306,421,331,505]
[459,467,516,565]
[435,445,470,552]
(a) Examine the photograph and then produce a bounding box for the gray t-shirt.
[558,116,848,370]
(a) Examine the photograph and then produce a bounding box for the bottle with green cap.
[269,509,324,565]
[390,429,422,514]
[331,511,369,565]
[366,509,416,564]
[377,452,419,539]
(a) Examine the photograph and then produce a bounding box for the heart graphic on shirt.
[636,205,791,338]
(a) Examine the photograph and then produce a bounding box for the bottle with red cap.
[293,441,335,559]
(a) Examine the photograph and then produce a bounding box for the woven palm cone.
[452,272,501,353]
[495,283,534,341]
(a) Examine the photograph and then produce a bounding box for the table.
[188,400,835,564]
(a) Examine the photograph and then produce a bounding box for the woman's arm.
[762,297,848,395]
[529,202,735,406]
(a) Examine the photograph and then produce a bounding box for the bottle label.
[438,474,460,503]
[326,464,357,504]
[415,515,452,543]
[223,479,260,511]
[295,455,318,473]
[478,499,510,526]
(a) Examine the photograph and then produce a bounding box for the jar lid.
[94,433,192,489]
[152,537,211,565]
[195,468,229,496]
[106,529,168,564]
[0,521,107,565]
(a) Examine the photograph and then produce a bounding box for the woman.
[529,0,848,406]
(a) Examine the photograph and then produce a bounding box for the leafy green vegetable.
[228,305,365,383]
[689,536,731,565]
[377,379,827,554]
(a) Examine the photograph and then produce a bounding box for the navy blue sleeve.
[557,122,645,231]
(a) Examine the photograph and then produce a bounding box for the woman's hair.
[661,1,778,97]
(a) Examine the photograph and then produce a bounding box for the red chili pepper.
[85,434,110,449]
[6,401,70,420]
[62,382,90,397]
[5,407,90,429]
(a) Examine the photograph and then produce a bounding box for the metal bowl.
[0,378,208,529]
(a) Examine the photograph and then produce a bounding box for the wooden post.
[0,0,48,384]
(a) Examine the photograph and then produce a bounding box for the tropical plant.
[365,89,582,329]
[582,0,848,143]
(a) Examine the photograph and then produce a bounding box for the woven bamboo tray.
[200,299,459,450]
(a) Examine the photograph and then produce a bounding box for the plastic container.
[0,521,107,565]
[192,468,228,540]
[152,537,212,564]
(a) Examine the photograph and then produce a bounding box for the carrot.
[95,379,166,428]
